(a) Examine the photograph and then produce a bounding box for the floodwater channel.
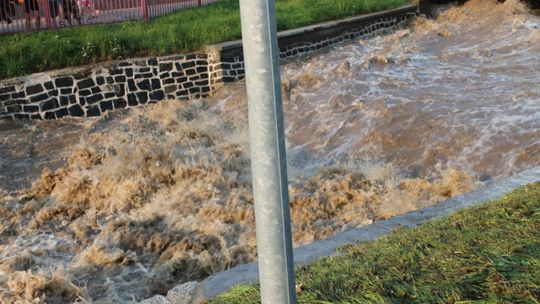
[0,0,538,302]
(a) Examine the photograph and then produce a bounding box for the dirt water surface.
[0,0,539,302]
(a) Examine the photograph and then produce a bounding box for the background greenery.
[0,0,408,79]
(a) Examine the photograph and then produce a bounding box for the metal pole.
[238,0,297,303]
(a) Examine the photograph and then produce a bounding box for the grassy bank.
[0,0,408,79]
[214,182,540,303]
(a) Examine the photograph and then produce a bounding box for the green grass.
[214,182,540,304]
[0,0,408,79]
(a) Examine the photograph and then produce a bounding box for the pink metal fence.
[0,0,220,34]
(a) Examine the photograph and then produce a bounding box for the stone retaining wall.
[0,5,417,120]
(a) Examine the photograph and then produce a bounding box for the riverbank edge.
[0,4,418,120]
[139,167,539,303]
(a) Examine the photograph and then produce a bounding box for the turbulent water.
[0,0,539,302]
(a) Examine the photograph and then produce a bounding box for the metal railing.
[0,0,220,34]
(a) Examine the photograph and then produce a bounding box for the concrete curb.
[183,167,539,303]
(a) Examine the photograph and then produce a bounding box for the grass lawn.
[0,0,408,79]
[214,182,540,304]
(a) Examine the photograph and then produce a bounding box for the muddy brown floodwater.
[0,0,539,302]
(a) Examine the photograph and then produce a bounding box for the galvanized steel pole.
[238,0,297,303]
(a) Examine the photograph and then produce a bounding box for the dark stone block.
[55,107,69,119]
[119,62,131,67]
[183,82,194,89]
[31,93,50,103]
[113,98,127,109]
[100,100,113,113]
[114,75,126,83]
[137,79,151,91]
[26,84,44,95]
[23,105,39,113]
[44,81,54,90]
[86,106,101,117]
[201,86,211,93]
[106,77,114,84]
[69,95,77,104]
[160,72,170,79]
[196,80,209,86]
[0,94,9,102]
[30,114,41,119]
[6,105,22,112]
[3,100,18,106]
[60,88,73,95]
[167,94,175,99]
[135,73,153,79]
[44,111,56,120]
[127,93,138,106]
[139,67,151,73]
[163,78,175,85]
[48,89,59,97]
[181,61,196,69]
[185,69,196,76]
[125,68,134,77]
[0,86,15,94]
[196,66,207,74]
[14,114,29,120]
[128,79,137,92]
[164,85,177,94]
[185,54,197,60]
[59,96,70,106]
[176,90,189,97]
[149,90,165,101]
[137,91,148,104]
[171,72,184,78]
[196,60,207,65]
[79,89,92,97]
[114,84,125,97]
[11,91,26,99]
[77,78,95,90]
[40,99,59,111]
[188,87,200,94]
[176,76,188,83]
[79,97,86,106]
[151,79,161,90]
[96,76,105,85]
[189,75,200,81]
[87,94,104,105]
[91,87,101,94]
[68,104,84,117]
[147,58,158,66]
[104,92,116,99]
[55,77,74,88]
[109,69,124,76]
[159,63,173,71]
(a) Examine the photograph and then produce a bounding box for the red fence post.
[141,0,149,19]
[42,0,52,29]
[197,0,201,6]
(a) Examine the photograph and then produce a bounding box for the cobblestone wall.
[0,6,417,120]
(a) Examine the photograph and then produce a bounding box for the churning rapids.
[0,0,539,302]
